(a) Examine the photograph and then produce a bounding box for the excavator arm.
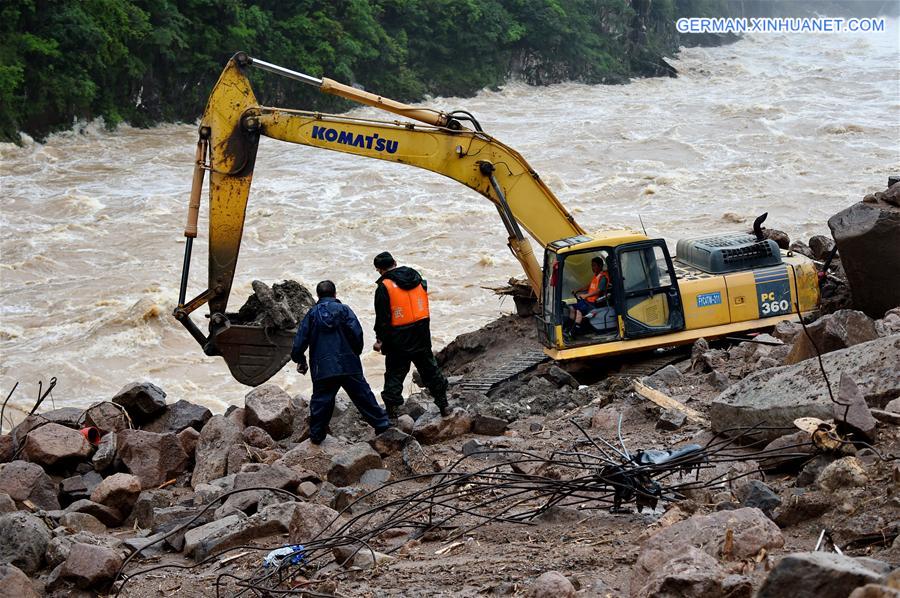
[174,52,584,386]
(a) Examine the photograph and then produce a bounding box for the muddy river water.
[1,23,898,418]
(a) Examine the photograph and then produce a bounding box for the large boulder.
[112,381,167,423]
[192,416,242,488]
[710,335,900,442]
[0,460,59,510]
[758,552,887,598]
[21,423,92,467]
[828,187,900,318]
[82,402,129,433]
[244,384,294,440]
[116,429,189,489]
[786,310,878,364]
[142,400,212,434]
[0,512,51,574]
[184,502,298,561]
[633,508,783,580]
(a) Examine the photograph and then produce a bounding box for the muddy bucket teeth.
[207,318,296,386]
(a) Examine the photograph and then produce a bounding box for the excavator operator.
[566,256,611,338]
[372,252,449,418]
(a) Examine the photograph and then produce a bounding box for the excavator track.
[459,350,549,394]
[609,351,686,379]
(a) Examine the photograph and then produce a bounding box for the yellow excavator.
[174,52,819,386]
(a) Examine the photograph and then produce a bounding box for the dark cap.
[373,252,395,269]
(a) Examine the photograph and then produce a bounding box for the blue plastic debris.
[263,545,305,568]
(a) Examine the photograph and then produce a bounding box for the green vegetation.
[1,0,736,143]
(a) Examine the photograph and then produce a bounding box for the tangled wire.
[115,419,822,597]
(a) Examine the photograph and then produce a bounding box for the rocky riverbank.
[1,184,899,596]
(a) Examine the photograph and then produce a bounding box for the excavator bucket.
[208,319,296,387]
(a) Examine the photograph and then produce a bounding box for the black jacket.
[291,297,364,381]
[374,266,432,354]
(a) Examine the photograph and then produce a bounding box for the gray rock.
[710,335,900,442]
[142,399,212,434]
[60,475,89,503]
[809,235,836,261]
[797,454,839,487]
[359,469,391,488]
[472,414,509,436]
[0,563,40,598]
[191,415,242,488]
[370,427,410,456]
[185,503,297,561]
[634,507,784,577]
[0,460,59,510]
[117,429,188,489]
[645,365,683,391]
[834,374,878,443]
[759,431,817,471]
[544,366,579,389]
[0,492,15,514]
[44,531,123,569]
[130,489,175,528]
[0,512,51,574]
[59,542,123,590]
[112,381,167,423]
[402,438,432,475]
[328,443,383,487]
[396,414,415,434]
[241,426,275,449]
[735,480,781,516]
[657,409,686,431]
[64,499,123,527]
[817,456,868,491]
[40,407,84,428]
[59,512,107,535]
[297,481,317,498]
[773,490,833,527]
[331,486,367,512]
[828,194,900,318]
[527,570,576,598]
[287,502,340,543]
[786,310,878,364]
[758,551,886,598]
[91,432,116,472]
[182,514,244,559]
[632,546,752,598]
[22,423,92,468]
[412,408,473,445]
[245,384,294,440]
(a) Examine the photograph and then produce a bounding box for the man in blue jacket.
[291,280,390,445]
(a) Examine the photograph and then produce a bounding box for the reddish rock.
[59,512,107,535]
[634,508,783,577]
[242,426,275,449]
[0,460,60,510]
[758,551,886,598]
[112,381,167,423]
[244,384,294,440]
[59,542,123,590]
[191,415,242,488]
[632,546,752,598]
[22,423,91,467]
[528,571,576,598]
[370,427,410,457]
[773,490,834,527]
[412,408,473,445]
[64,499,124,527]
[177,427,200,458]
[90,473,141,514]
[82,402,129,433]
[834,374,878,443]
[116,429,188,489]
[786,309,878,364]
[0,563,40,598]
[0,434,13,463]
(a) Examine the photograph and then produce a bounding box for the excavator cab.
[539,235,686,350]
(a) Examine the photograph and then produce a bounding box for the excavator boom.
[174,52,584,386]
